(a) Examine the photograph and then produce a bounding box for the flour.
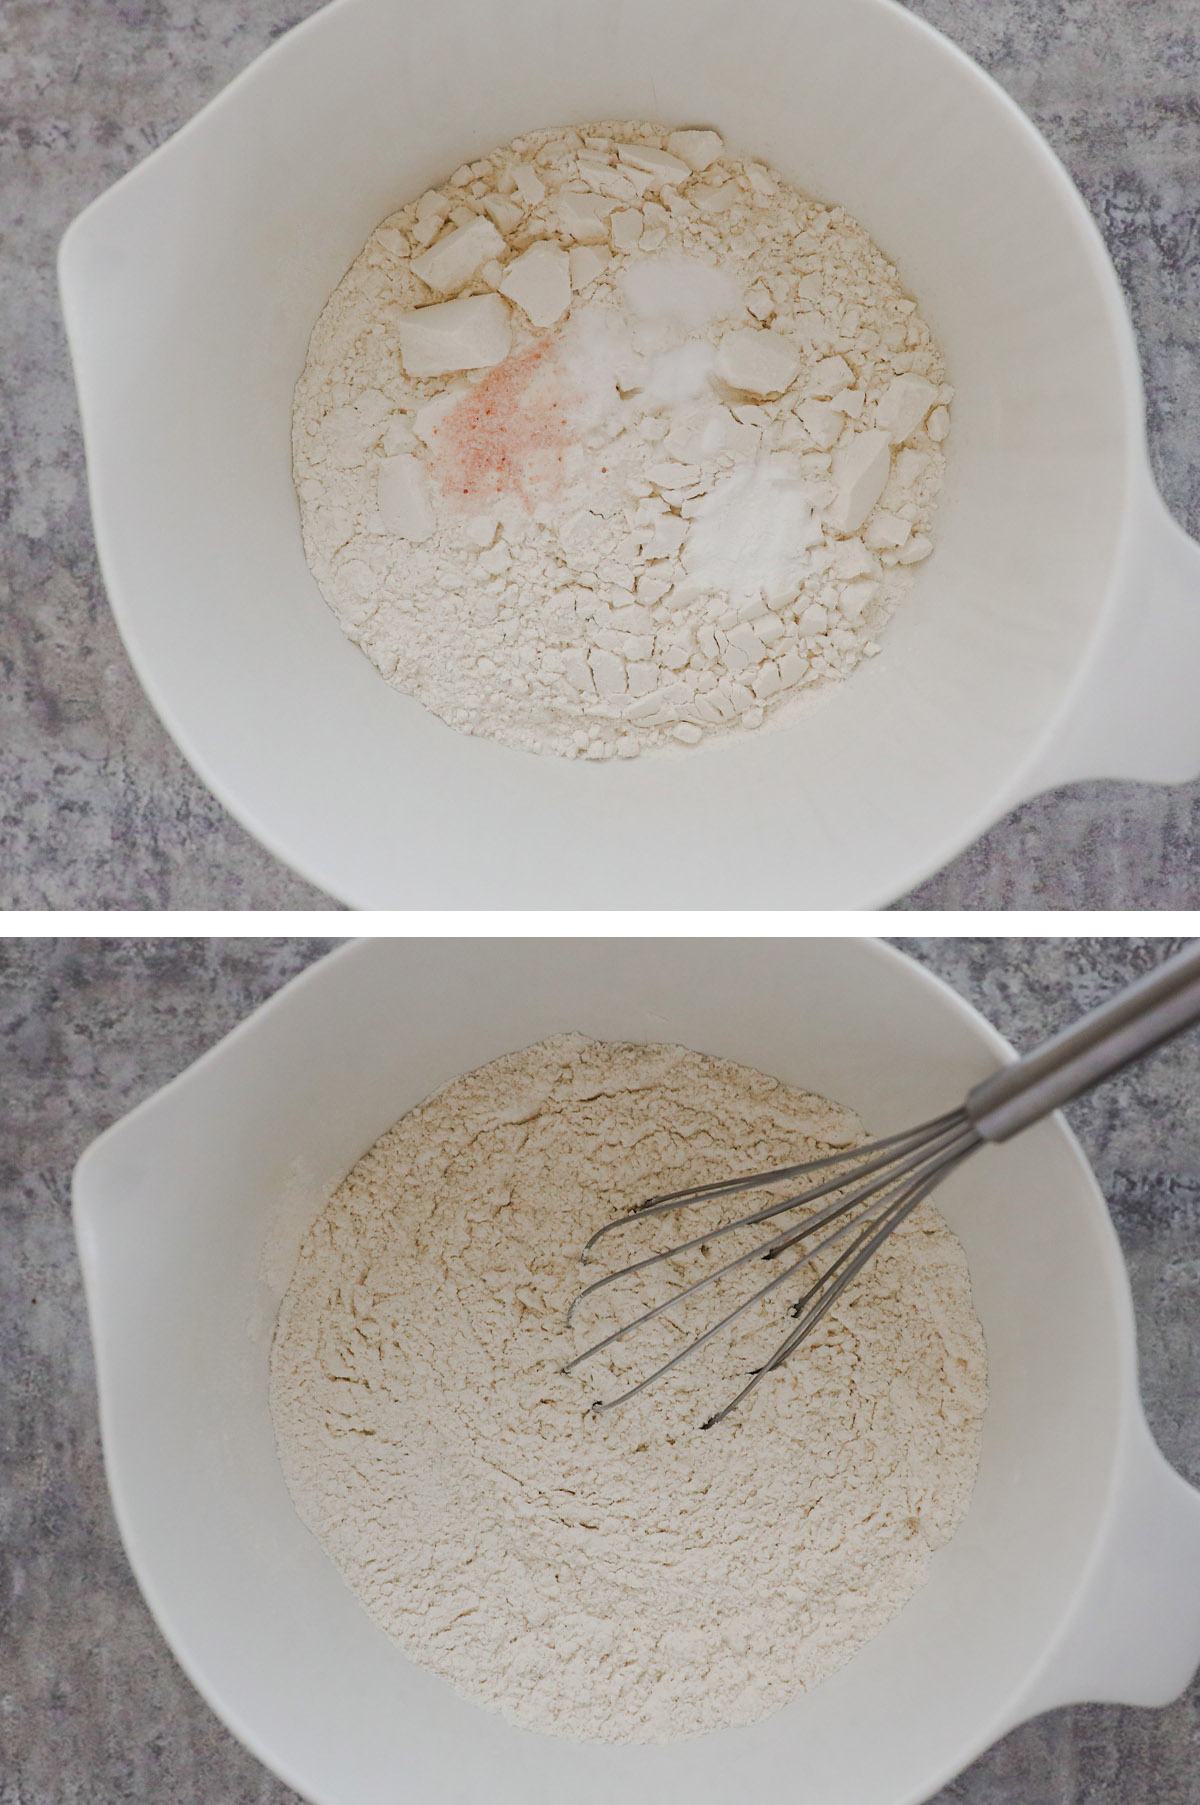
[270,1035,986,1743]
[293,122,951,758]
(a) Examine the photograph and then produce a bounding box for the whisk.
[563,942,1200,1428]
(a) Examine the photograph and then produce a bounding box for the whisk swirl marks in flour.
[270,1035,986,1743]
[294,123,952,758]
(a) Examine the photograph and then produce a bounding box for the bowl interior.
[61,0,1136,908]
[75,940,1131,1805]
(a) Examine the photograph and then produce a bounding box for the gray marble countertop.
[4,935,1200,1801]
[2,0,1198,908]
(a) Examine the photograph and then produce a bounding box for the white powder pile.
[293,122,952,759]
[270,1035,986,1744]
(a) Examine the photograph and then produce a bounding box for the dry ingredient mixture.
[270,1035,986,1743]
[293,123,952,759]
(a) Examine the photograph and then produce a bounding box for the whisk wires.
[562,1108,981,1427]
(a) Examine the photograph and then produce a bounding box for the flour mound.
[270,1035,986,1743]
[293,121,951,760]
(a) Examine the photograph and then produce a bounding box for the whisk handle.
[966,941,1200,1142]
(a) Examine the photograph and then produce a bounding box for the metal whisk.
[563,942,1200,1428]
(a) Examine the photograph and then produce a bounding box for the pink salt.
[428,339,581,508]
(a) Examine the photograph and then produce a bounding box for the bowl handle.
[1010,1402,1200,1720]
[1017,468,1200,795]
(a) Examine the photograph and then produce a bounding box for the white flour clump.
[270,1035,986,1744]
[293,122,952,759]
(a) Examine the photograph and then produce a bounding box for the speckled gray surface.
[1,0,1199,907]
[3,936,1200,1802]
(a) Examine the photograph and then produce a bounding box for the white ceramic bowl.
[74,938,1200,1805]
[59,0,1200,908]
